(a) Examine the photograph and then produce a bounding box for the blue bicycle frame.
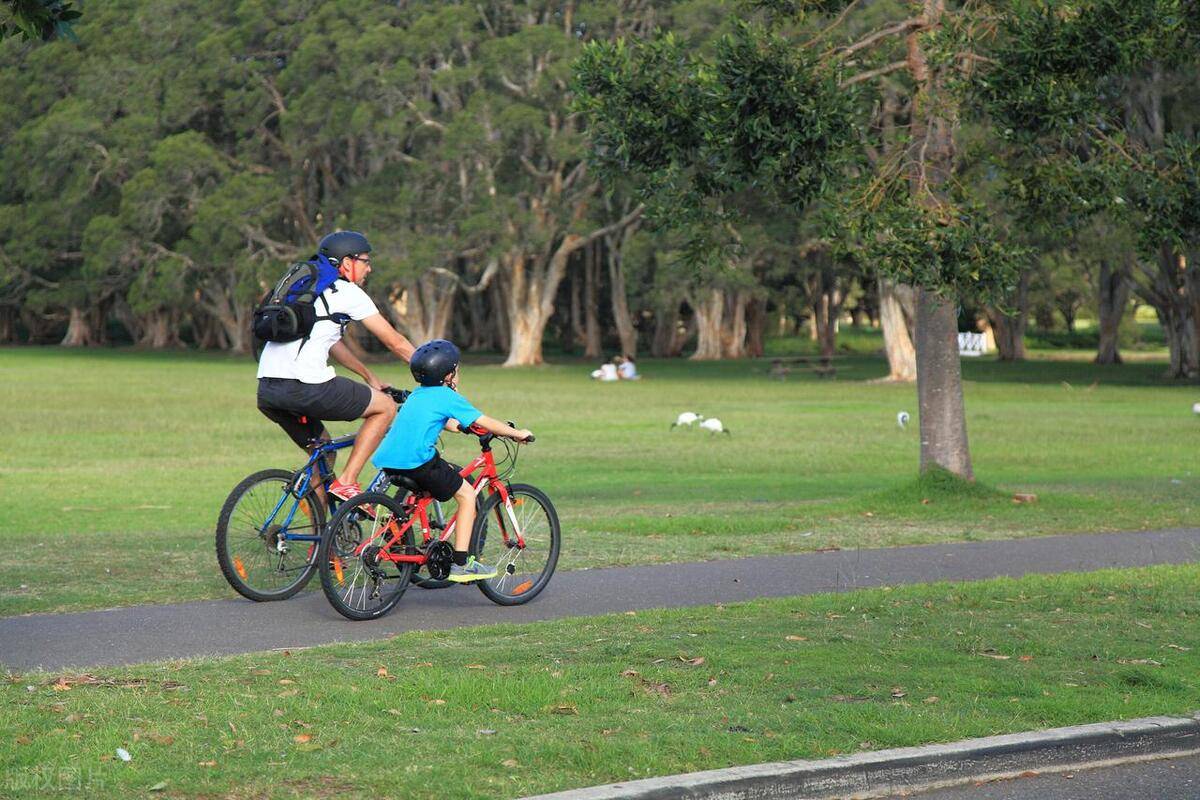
[259,434,393,547]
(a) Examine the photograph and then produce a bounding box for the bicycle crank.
[424,540,454,581]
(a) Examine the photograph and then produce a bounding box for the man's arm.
[329,340,383,390]
[360,314,417,362]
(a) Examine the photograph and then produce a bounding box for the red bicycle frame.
[353,427,526,566]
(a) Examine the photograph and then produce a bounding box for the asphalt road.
[887,754,1200,799]
[1,528,1197,672]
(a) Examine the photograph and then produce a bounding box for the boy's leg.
[448,480,496,583]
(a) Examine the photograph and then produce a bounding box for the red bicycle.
[317,423,560,620]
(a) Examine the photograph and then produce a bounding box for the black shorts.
[257,376,372,449]
[386,454,464,502]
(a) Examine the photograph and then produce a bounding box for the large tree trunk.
[690,289,725,360]
[0,308,15,343]
[878,279,917,381]
[986,270,1030,361]
[722,289,750,358]
[1095,257,1131,364]
[60,307,95,347]
[387,271,457,344]
[1132,245,1199,379]
[916,289,974,479]
[907,0,973,478]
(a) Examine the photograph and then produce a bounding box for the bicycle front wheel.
[215,469,323,602]
[471,483,560,606]
[319,492,416,621]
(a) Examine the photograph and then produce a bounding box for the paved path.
[1,528,1196,672]
[887,754,1200,799]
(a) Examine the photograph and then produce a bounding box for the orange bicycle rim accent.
[234,557,247,580]
[299,499,311,519]
[512,579,534,595]
[333,557,345,585]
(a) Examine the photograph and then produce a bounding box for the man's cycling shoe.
[328,480,375,519]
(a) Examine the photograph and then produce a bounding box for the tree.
[575,4,1029,479]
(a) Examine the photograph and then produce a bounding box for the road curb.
[520,713,1200,800]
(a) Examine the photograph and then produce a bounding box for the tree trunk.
[651,301,682,357]
[1095,257,1131,364]
[60,307,95,347]
[915,289,974,479]
[721,289,749,358]
[607,240,638,356]
[387,272,457,344]
[986,270,1030,361]
[582,244,602,359]
[689,289,725,360]
[878,279,917,381]
[808,266,844,359]
[745,295,766,358]
[568,271,585,352]
[0,308,14,343]
[907,0,973,478]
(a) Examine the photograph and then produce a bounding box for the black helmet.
[317,230,371,262]
[411,339,461,386]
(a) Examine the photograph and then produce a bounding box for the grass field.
[1,345,1198,616]
[3,564,1198,798]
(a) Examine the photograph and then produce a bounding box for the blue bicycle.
[215,387,412,602]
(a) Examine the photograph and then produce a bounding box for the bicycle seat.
[382,470,424,495]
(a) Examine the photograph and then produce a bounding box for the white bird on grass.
[1192,402,1200,415]
[671,412,704,430]
[897,411,910,429]
[699,417,731,435]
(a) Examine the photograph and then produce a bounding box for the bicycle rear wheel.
[470,483,560,606]
[319,492,416,621]
[216,469,323,601]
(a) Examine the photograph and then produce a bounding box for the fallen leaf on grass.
[552,705,578,715]
[1117,658,1162,666]
[923,696,940,704]
[465,664,486,670]
[293,734,312,744]
[1019,656,1034,662]
[148,781,168,792]
[1166,644,1191,652]
[830,695,871,703]
[277,689,299,698]
[502,759,520,768]
[785,635,808,642]
[1012,493,1038,504]
[890,688,906,699]
[478,729,496,736]
[620,670,640,679]
[197,760,217,767]
[645,683,672,697]
[979,653,1011,660]
[278,679,296,685]
[376,667,389,678]
[15,735,32,745]
[679,656,705,666]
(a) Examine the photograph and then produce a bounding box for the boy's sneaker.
[328,480,374,518]
[448,556,497,583]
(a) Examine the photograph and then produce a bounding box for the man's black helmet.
[411,339,461,386]
[318,230,371,262]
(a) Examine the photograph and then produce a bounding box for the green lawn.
[3,565,1198,799]
[1,346,1198,616]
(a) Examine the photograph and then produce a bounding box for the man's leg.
[336,387,395,488]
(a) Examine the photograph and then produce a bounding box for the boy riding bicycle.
[372,339,533,583]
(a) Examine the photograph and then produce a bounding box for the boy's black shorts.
[387,454,464,502]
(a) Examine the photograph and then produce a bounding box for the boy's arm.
[459,414,533,442]
[329,340,384,390]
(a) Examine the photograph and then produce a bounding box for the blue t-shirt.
[373,385,482,470]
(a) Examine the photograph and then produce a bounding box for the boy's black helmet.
[411,339,461,386]
[318,230,371,262]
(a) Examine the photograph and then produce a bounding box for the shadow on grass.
[960,357,1187,388]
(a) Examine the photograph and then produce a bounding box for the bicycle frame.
[260,434,392,547]
[363,437,527,566]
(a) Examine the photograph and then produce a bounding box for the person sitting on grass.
[372,339,533,583]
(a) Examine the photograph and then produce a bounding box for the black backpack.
[252,257,351,355]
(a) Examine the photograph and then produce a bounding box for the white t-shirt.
[256,280,379,383]
[618,360,638,379]
[598,363,618,381]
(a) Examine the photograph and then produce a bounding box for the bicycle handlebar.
[382,386,410,405]
[460,422,534,444]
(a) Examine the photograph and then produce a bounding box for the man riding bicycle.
[256,230,415,505]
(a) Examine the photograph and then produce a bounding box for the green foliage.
[1128,135,1200,256]
[0,0,79,41]
[982,0,1194,139]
